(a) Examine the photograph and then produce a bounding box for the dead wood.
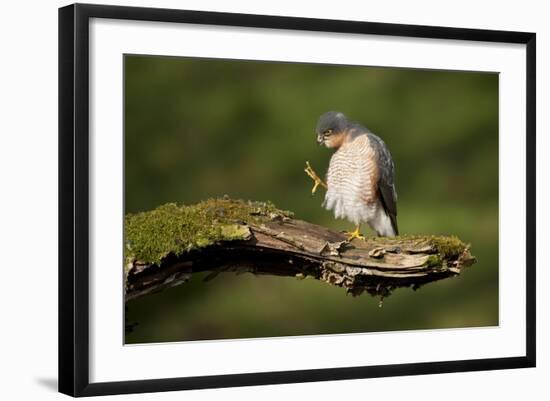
[125,204,475,302]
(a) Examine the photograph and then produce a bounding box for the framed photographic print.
[58,3,536,397]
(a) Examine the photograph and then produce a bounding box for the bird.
[305,111,398,239]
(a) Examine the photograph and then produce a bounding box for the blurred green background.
[124,55,499,344]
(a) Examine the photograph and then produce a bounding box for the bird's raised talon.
[304,161,327,195]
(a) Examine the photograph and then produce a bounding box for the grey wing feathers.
[368,133,399,235]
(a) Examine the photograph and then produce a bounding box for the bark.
[125,215,475,302]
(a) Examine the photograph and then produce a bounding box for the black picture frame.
[58,3,536,397]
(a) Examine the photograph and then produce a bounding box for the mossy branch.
[125,198,476,301]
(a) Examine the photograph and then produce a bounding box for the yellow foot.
[304,161,327,195]
[345,227,365,241]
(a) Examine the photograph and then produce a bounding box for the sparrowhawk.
[306,111,398,239]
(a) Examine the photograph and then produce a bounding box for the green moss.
[428,235,466,259]
[425,254,442,268]
[125,198,292,265]
[423,236,467,269]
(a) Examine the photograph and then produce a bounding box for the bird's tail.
[389,213,399,236]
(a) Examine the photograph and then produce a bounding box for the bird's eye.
[324,129,333,136]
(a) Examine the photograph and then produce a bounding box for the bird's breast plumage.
[323,134,380,226]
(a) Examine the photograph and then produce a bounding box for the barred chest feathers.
[323,134,381,227]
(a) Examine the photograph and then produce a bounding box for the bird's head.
[315,111,350,149]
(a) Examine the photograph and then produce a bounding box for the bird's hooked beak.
[316,133,324,146]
